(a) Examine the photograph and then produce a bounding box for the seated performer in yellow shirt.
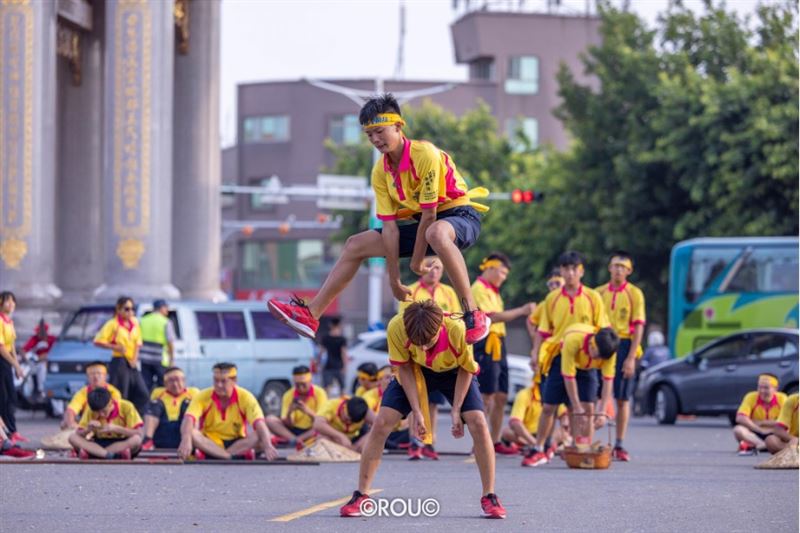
[765,393,798,454]
[68,388,143,460]
[733,374,787,455]
[266,365,328,447]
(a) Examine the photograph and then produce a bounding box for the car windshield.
[60,308,114,342]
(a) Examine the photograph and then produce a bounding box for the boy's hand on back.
[390,281,412,302]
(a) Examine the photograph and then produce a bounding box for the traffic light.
[511,189,543,204]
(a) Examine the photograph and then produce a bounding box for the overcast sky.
[219,0,763,146]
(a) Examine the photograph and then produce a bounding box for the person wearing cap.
[471,252,535,455]
[68,387,144,460]
[354,362,379,398]
[314,395,374,452]
[178,363,278,461]
[138,299,176,392]
[141,367,199,450]
[268,93,492,349]
[595,251,646,462]
[61,361,123,429]
[733,374,787,455]
[524,324,619,468]
[266,365,328,447]
[765,393,798,454]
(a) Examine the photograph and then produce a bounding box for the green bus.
[668,237,799,358]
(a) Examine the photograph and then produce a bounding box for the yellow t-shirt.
[280,384,328,430]
[737,391,787,422]
[538,285,609,375]
[150,387,200,422]
[399,280,460,314]
[185,386,265,446]
[67,384,123,417]
[596,281,646,342]
[527,301,544,328]
[471,277,506,336]
[318,397,367,439]
[372,138,471,221]
[776,393,799,437]
[387,314,479,374]
[560,323,616,380]
[78,398,143,439]
[0,313,16,351]
[94,317,143,363]
[510,385,567,433]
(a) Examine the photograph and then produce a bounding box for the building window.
[240,239,325,289]
[469,58,495,81]
[505,117,539,151]
[243,115,290,143]
[505,56,539,94]
[329,114,361,145]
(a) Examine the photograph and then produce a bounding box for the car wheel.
[259,381,289,417]
[654,386,678,425]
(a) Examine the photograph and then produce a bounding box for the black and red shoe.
[141,438,155,451]
[340,491,372,518]
[268,297,320,339]
[613,446,630,462]
[408,443,423,461]
[421,444,439,460]
[463,309,491,345]
[480,493,507,519]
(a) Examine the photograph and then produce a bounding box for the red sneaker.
[234,448,256,461]
[9,432,29,444]
[79,449,90,460]
[494,441,519,455]
[194,449,207,461]
[546,443,558,461]
[737,441,756,456]
[463,309,491,345]
[267,297,319,339]
[141,438,155,451]
[408,444,423,461]
[2,446,36,459]
[115,448,132,460]
[340,491,372,518]
[613,446,630,462]
[521,450,548,467]
[480,493,507,519]
[421,444,439,460]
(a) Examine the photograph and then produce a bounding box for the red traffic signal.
[511,189,540,204]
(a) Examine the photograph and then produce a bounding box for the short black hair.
[164,366,184,375]
[558,251,585,267]
[213,362,237,373]
[346,397,369,423]
[359,93,401,126]
[292,365,310,375]
[594,328,620,359]
[357,362,378,376]
[609,250,633,266]
[87,387,112,411]
[549,268,562,279]
[485,252,511,270]
[329,316,342,327]
[0,291,16,305]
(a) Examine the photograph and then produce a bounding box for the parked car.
[635,328,798,425]
[44,301,315,417]
[345,330,533,404]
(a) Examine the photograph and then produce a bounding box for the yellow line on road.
[270,489,384,522]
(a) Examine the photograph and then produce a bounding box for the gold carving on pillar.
[174,0,189,55]
[116,238,145,269]
[56,22,82,85]
[0,0,34,269]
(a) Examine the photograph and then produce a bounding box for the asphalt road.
[1,411,797,532]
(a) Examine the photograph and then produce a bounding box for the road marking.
[270,489,384,522]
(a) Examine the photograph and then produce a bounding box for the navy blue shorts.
[373,206,481,257]
[93,437,141,457]
[542,355,599,406]
[289,425,310,436]
[613,339,636,401]
[475,337,508,395]
[428,390,447,405]
[380,369,484,417]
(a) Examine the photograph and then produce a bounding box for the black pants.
[109,357,149,413]
[140,362,165,392]
[0,359,16,434]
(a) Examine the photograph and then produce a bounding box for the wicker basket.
[563,413,612,470]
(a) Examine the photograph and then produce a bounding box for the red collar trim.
[294,385,316,400]
[562,285,584,299]
[478,276,500,294]
[418,279,439,296]
[756,394,778,409]
[582,334,593,357]
[0,313,10,324]
[383,138,411,174]
[116,316,135,332]
[336,398,350,432]
[105,400,121,421]
[608,281,628,293]
[424,327,449,367]
[166,388,187,398]
[211,387,239,420]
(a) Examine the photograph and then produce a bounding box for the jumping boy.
[596,251,646,461]
[339,301,507,519]
[268,94,490,344]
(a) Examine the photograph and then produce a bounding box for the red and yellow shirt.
[94,316,142,363]
[527,301,544,328]
[78,398,143,439]
[510,384,567,433]
[0,313,16,351]
[776,393,799,437]
[372,138,471,221]
[737,391,787,422]
[67,384,123,417]
[150,386,200,422]
[318,397,367,439]
[185,386,265,446]
[387,314,478,374]
[400,280,460,314]
[596,281,646,342]
[560,323,616,380]
[471,277,506,336]
[280,384,328,430]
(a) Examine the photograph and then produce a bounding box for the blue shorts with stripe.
[380,367,484,417]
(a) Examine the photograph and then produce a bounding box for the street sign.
[316,174,369,211]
